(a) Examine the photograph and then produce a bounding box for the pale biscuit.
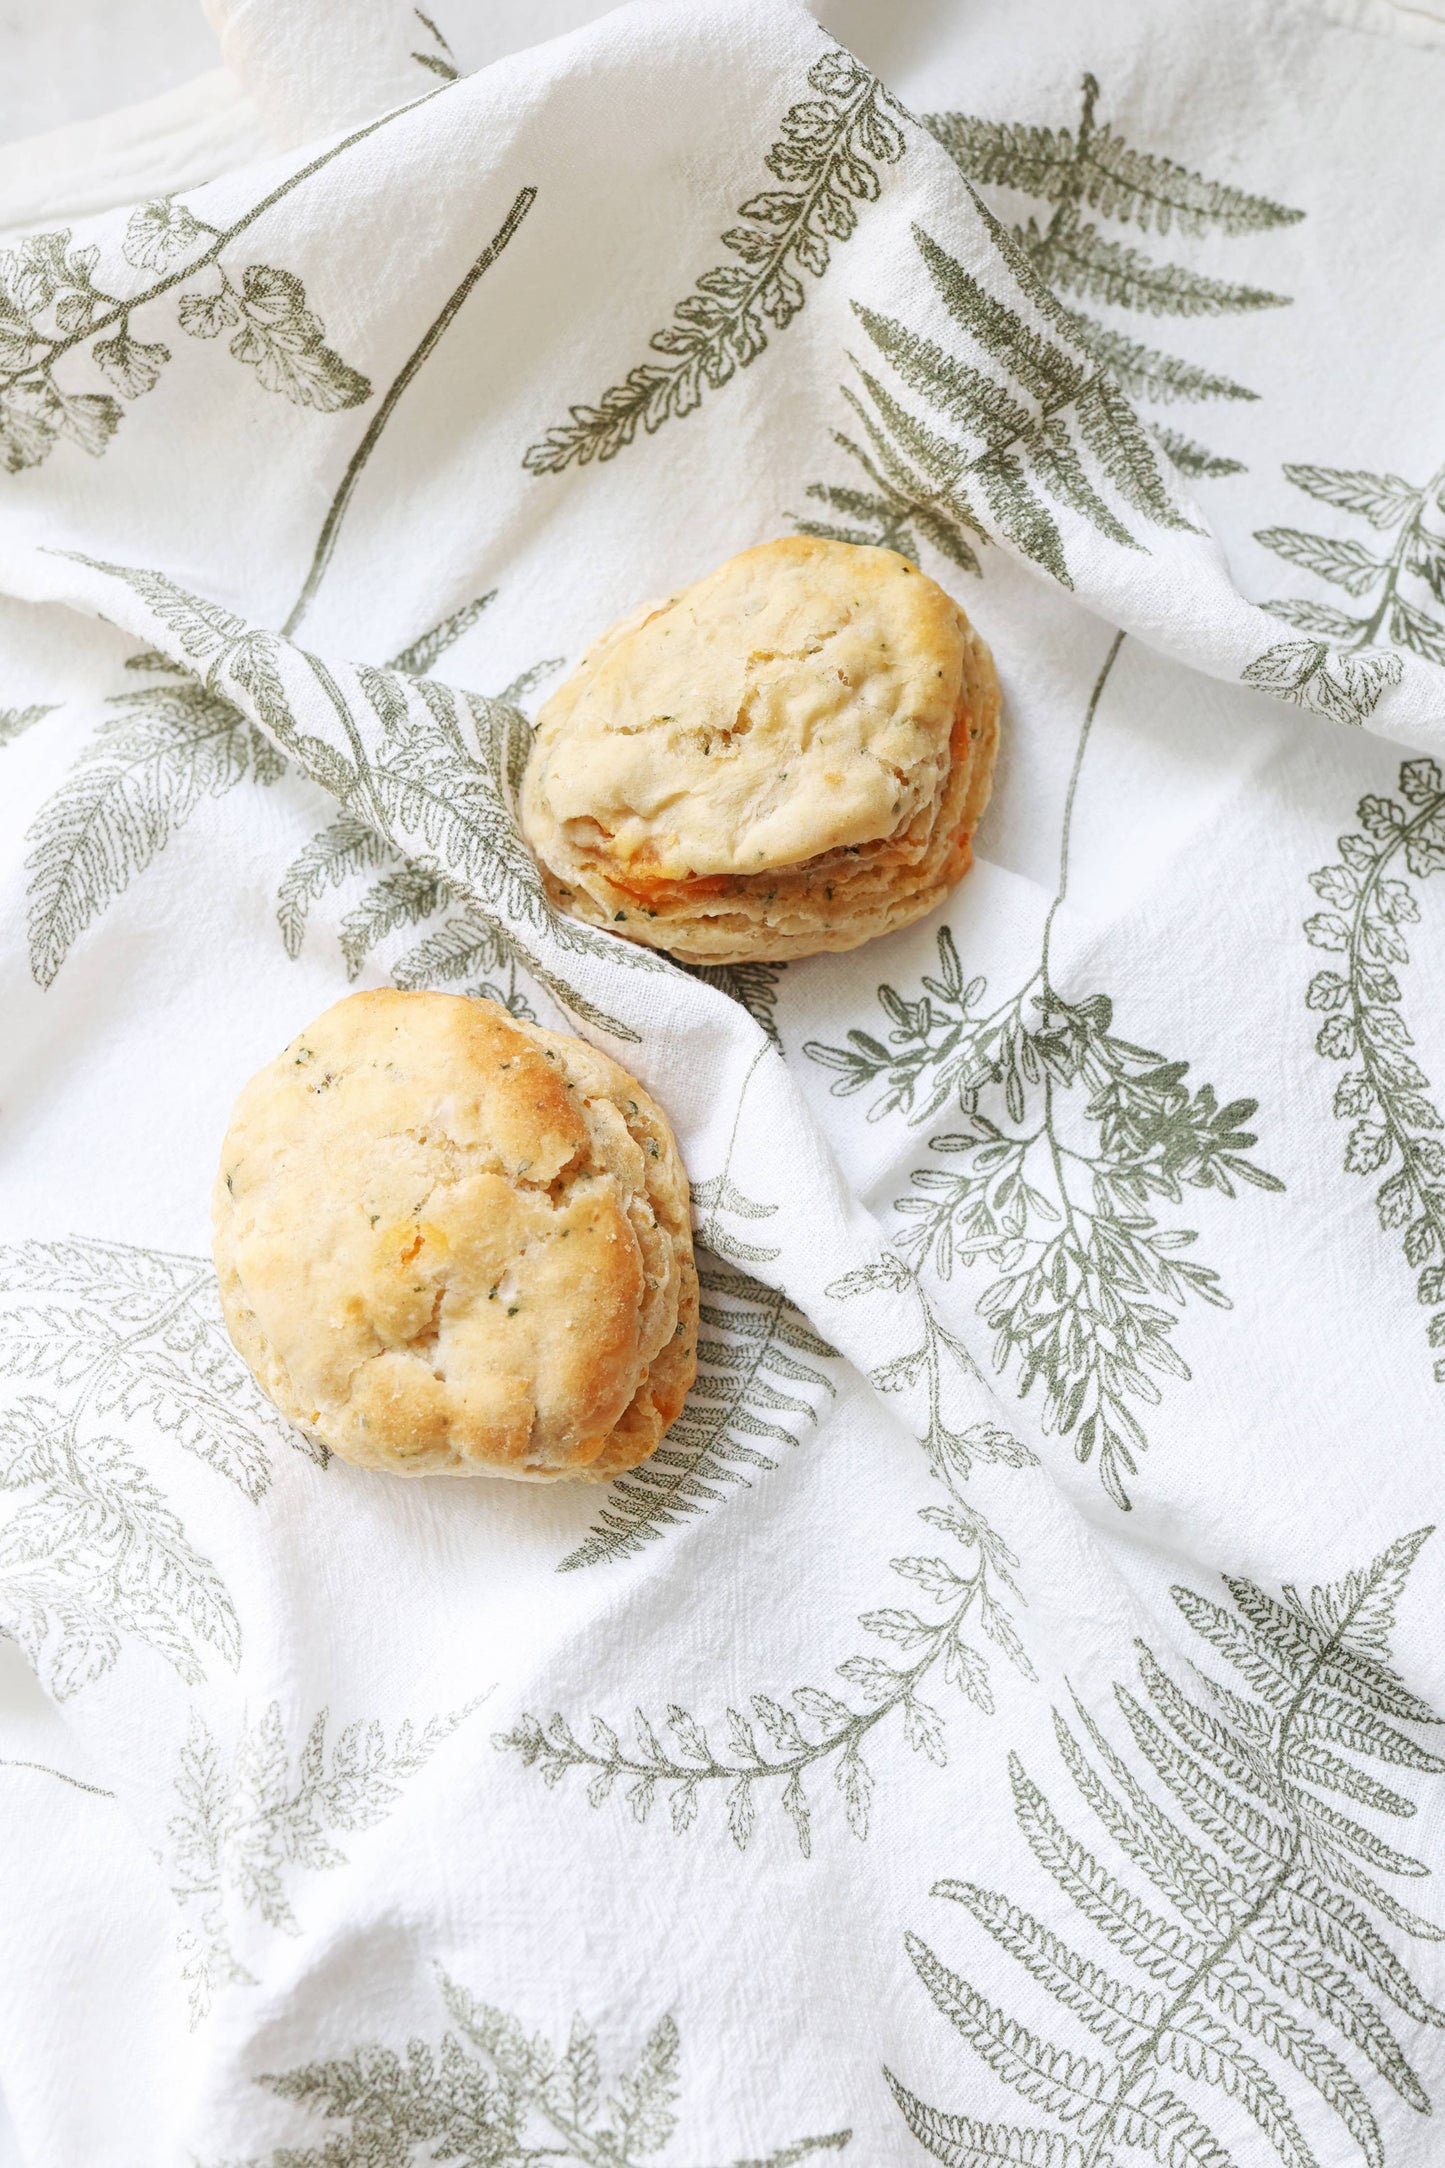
[520,536,999,963]
[212,990,697,1481]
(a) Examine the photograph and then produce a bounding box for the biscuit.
[212,990,697,1481]
[519,535,999,963]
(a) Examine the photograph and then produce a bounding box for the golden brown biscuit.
[212,990,697,1481]
[520,535,999,963]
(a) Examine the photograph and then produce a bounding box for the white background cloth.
[3,1,1445,2162]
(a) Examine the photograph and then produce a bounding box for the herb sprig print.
[523,48,905,474]
[805,635,1282,1509]
[560,1257,836,1572]
[1305,759,1445,1385]
[0,102,423,473]
[889,1530,1445,2168]
[0,1236,317,1699]
[233,1974,850,2166]
[1246,458,1445,725]
[21,189,538,990]
[171,1698,477,2023]
[500,1269,1033,1854]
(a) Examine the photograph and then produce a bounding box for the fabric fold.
[2,0,1444,2159]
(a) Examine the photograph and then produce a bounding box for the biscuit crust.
[520,536,999,963]
[212,990,697,1481]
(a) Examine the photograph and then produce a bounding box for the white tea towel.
[2,0,1445,2160]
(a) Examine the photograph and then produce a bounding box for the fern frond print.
[226,1973,850,2165]
[890,1530,1445,2168]
[925,86,1300,241]
[799,208,1197,589]
[1304,759,1445,1387]
[501,1261,1033,1852]
[804,637,1283,1511]
[0,1234,316,1697]
[24,662,284,988]
[0,1399,239,1702]
[0,1233,316,1499]
[500,1450,1029,1855]
[808,943,1282,1512]
[390,906,539,1022]
[559,1256,836,1572]
[0,107,405,473]
[275,591,514,993]
[800,75,1301,567]
[929,76,1299,475]
[685,957,789,1047]
[62,557,654,1040]
[523,48,905,474]
[171,1698,477,2022]
[1246,457,1445,725]
[22,162,535,986]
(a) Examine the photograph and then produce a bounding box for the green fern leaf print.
[0,1234,329,1697]
[171,1697,478,2022]
[801,75,1300,561]
[804,633,1281,1512]
[558,1256,836,1571]
[1246,457,1445,724]
[1303,759,1445,1383]
[23,667,283,988]
[800,206,1197,590]
[0,1404,239,1701]
[219,1974,850,2164]
[274,592,501,983]
[501,1259,1033,1850]
[685,958,789,1047]
[61,557,651,1040]
[524,48,905,474]
[23,187,536,990]
[890,1531,1443,2168]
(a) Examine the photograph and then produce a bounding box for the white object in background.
[0,69,271,234]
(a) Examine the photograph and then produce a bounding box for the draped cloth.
[1,0,1444,2158]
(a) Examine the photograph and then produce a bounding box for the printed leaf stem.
[890,1530,1445,2168]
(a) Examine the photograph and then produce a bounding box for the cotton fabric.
[2,2,1445,2161]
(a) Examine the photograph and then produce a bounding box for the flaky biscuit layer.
[520,536,999,963]
[212,990,697,1481]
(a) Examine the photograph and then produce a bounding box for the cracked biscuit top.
[526,535,959,878]
[211,990,697,1481]
[520,535,999,965]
